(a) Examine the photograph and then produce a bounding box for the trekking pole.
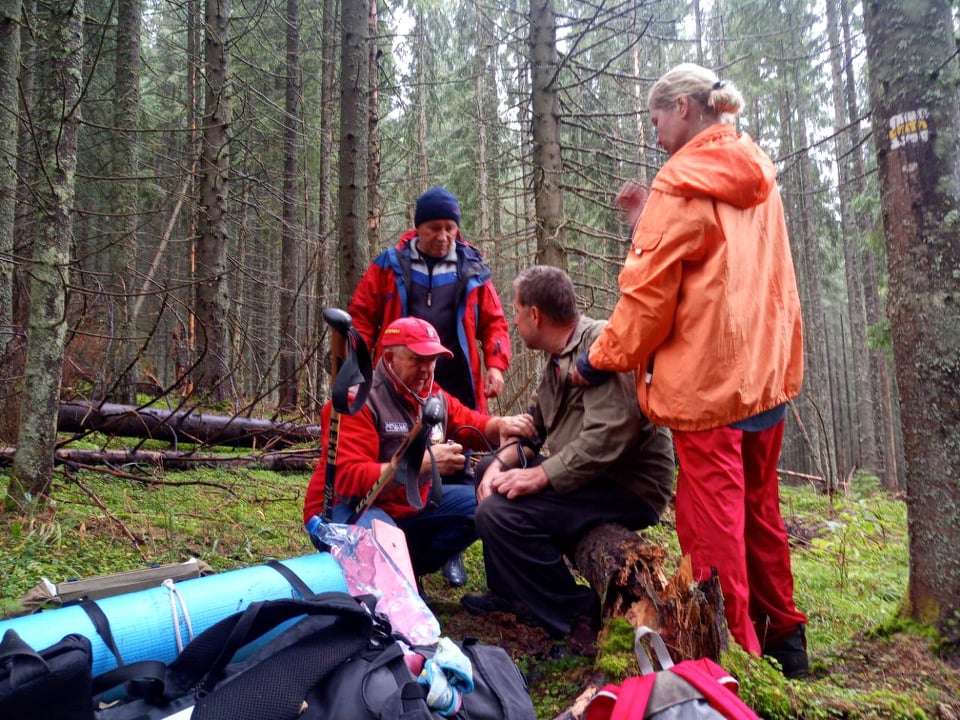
[348,395,445,525]
[320,308,372,522]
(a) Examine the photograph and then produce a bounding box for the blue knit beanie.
[414,186,461,227]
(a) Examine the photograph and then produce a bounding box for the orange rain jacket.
[588,124,803,431]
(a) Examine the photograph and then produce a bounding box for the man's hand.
[484,367,505,398]
[424,441,466,476]
[497,413,537,445]
[486,465,550,500]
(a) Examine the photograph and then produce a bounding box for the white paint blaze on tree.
[861,0,960,638]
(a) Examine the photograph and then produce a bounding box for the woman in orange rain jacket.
[573,63,809,678]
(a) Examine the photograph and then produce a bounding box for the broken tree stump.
[573,523,727,663]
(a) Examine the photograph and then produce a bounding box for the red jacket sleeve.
[476,279,511,371]
[303,401,385,524]
[347,263,388,352]
[443,390,494,451]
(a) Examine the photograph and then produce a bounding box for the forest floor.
[417,513,960,720]
[1,464,959,719]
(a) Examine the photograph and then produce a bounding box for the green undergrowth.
[0,467,954,718]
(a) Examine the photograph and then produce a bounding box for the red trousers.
[673,421,807,655]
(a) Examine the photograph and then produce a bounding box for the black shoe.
[566,612,600,657]
[442,553,467,587]
[764,623,809,679]
[461,592,537,624]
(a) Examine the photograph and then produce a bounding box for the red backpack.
[585,627,761,720]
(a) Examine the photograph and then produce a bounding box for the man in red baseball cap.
[304,318,535,580]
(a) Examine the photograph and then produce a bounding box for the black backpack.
[92,591,535,720]
[316,634,536,720]
[94,591,374,720]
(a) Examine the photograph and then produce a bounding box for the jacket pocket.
[632,229,663,256]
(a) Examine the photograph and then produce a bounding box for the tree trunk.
[7,0,83,512]
[0,0,20,371]
[839,0,902,491]
[826,0,878,478]
[278,0,303,411]
[774,52,835,487]
[529,0,566,270]
[366,0,381,258]
[102,0,142,406]
[415,10,428,192]
[194,0,235,402]
[313,0,338,412]
[0,0,22,443]
[474,9,491,253]
[862,0,960,638]
[337,0,370,308]
[56,401,322,448]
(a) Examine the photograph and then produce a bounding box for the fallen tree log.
[58,401,322,449]
[574,523,727,663]
[0,446,319,471]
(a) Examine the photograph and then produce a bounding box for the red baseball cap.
[381,317,454,358]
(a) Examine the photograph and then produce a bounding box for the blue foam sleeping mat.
[0,552,347,675]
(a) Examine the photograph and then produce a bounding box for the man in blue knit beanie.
[348,184,512,588]
[414,186,461,227]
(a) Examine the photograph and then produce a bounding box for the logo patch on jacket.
[384,421,409,433]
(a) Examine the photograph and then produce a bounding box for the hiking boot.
[442,553,467,587]
[461,592,537,624]
[566,612,600,658]
[764,623,809,679]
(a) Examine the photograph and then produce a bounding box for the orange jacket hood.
[653,124,776,210]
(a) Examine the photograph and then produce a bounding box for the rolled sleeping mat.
[0,552,347,675]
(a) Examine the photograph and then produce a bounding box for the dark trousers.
[475,479,659,636]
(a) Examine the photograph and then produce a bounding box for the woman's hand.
[615,180,650,228]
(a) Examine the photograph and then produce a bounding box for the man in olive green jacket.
[462,266,675,656]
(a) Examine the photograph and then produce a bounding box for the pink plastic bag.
[309,520,440,645]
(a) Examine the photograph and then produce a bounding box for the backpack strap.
[91,659,169,700]
[584,684,621,720]
[633,626,674,676]
[379,681,436,720]
[92,591,372,713]
[611,675,657,720]
[79,599,124,666]
[266,560,315,598]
